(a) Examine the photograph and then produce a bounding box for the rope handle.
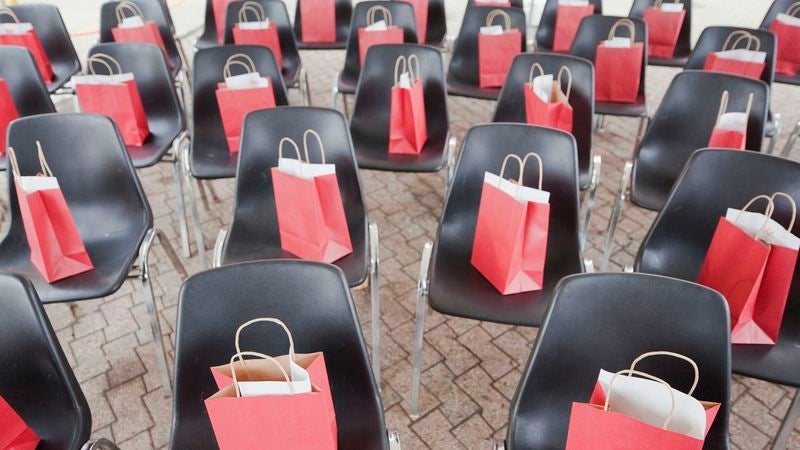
[527,63,544,86]
[496,152,544,192]
[223,53,258,79]
[557,66,573,100]
[366,5,393,27]
[234,318,296,367]
[115,1,146,25]
[0,6,21,24]
[485,9,511,30]
[393,55,421,86]
[770,192,797,231]
[278,137,303,161]
[229,351,294,398]
[604,369,677,430]
[722,30,761,52]
[87,53,123,75]
[238,1,266,23]
[734,194,775,240]
[628,352,699,396]
[787,2,800,16]
[394,55,407,87]
[278,130,327,165]
[716,91,754,125]
[7,141,53,179]
[608,18,636,41]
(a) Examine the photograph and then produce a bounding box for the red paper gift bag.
[643,0,686,59]
[0,395,39,450]
[205,351,337,450]
[703,30,766,80]
[770,7,800,76]
[111,2,170,67]
[389,55,428,154]
[471,153,550,294]
[74,54,150,147]
[232,2,284,69]
[595,19,644,103]
[215,54,277,152]
[478,9,522,88]
[212,0,234,43]
[404,0,429,43]
[553,1,595,52]
[299,0,337,43]
[357,6,404,66]
[0,78,18,156]
[8,144,93,283]
[524,63,574,133]
[707,90,752,150]
[0,8,53,82]
[271,131,353,263]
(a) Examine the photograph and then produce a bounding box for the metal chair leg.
[634,116,649,150]
[182,145,209,270]
[601,161,632,271]
[300,68,311,106]
[82,437,121,450]
[331,73,340,109]
[580,155,602,250]
[781,120,800,158]
[445,136,457,193]
[493,439,507,450]
[369,222,381,388]
[772,389,800,449]
[213,227,228,268]
[410,242,433,419]
[388,430,401,450]
[595,114,606,133]
[767,112,782,155]
[172,133,190,259]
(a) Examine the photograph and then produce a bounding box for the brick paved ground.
[9,0,800,448]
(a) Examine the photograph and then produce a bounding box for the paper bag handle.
[770,192,797,231]
[235,318,297,367]
[604,369,677,429]
[238,1,266,23]
[628,351,700,396]
[0,7,21,24]
[486,9,511,30]
[496,152,543,192]
[734,194,775,240]
[722,30,761,52]
[7,141,54,179]
[393,55,421,86]
[608,18,636,41]
[115,1,146,25]
[557,66,573,100]
[715,91,753,126]
[527,63,544,87]
[787,2,800,16]
[223,53,258,79]
[303,129,326,164]
[367,5,392,27]
[87,53,124,76]
[229,351,294,397]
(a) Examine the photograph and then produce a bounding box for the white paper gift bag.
[365,19,388,32]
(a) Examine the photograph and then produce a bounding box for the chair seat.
[353,133,447,172]
[648,54,689,68]
[46,64,80,94]
[189,144,239,179]
[766,117,779,138]
[282,63,301,87]
[127,127,181,168]
[775,73,800,86]
[596,94,648,117]
[446,72,501,100]
[298,41,347,50]
[194,34,219,50]
[337,72,358,95]
[428,245,583,326]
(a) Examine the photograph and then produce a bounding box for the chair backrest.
[222,106,367,264]
[350,44,448,151]
[398,0,447,45]
[506,273,731,449]
[198,0,220,46]
[466,0,524,8]
[535,0,603,51]
[0,46,55,117]
[293,0,353,44]
[629,0,692,59]
[222,0,301,77]
[99,0,182,72]
[88,42,184,135]
[191,45,289,154]
[448,6,527,87]
[493,53,594,188]
[685,26,776,88]
[631,71,769,211]
[341,1,418,83]
[170,260,387,449]
[0,273,91,450]
[570,15,648,99]
[4,113,152,246]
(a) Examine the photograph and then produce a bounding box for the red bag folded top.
[232,1,284,70]
[0,78,18,156]
[357,5,404,66]
[595,18,644,103]
[553,0,595,52]
[769,5,800,76]
[0,6,53,82]
[524,63,574,133]
[111,1,171,68]
[707,90,753,150]
[478,9,522,88]
[0,394,40,450]
[642,0,686,59]
[703,30,767,80]
[299,0,337,44]
[389,54,428,155]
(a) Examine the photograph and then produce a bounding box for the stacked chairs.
[629,0,693,67]
[409,123,586,417]
[533,0,603,52]
[350,44,454,174]
[493,52,599,246]
[0,113,187,395]
[294,0,353,50]
[636,149,800,449]
[499,273,731,449]
[170,260,399,449]
[602,71,769,269]
[220,0,311,105]
[332,1,418,115]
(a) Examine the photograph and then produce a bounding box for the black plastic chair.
[222,0,311,105]
[493,52,598,246]
[187,45,289,266]
[294,0,353,50]
[602,71,769,269]
[636,149,800,449]
[684,26,780,153]
[0,4,80,94]
[446,6,527,100]
[170,260,397,449]
[394,0,447,47]
[534,0,603,52]
[332,1,418,114]
[570,15,649,129]
[629,0,692,67]
[212,106,382,382]
[0,113,187,396]
[350,44,453,174]
[0,46,56,173]
[409,123,585,417]
[499,272,731,450]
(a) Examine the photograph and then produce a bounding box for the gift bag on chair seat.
[478,9,522,88]
[299,0,337,43]
[0,78,18,155]
[74,53,150,146]
[7,144,93,283]
[357,5,404,66]
[471,152,550,295]
[233,1,284,70]
[389,54,428,154]
[553,0,595,52]
[111,1,171,68]
[0,7,53,82]
[770,3,800,76]
[0,395,39,450]
[271,131,353,263]
[643,0,686,59]
[595,18,644,103]
[524,63,574,132]
[707,90,752,150]
[703,30,767,80]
